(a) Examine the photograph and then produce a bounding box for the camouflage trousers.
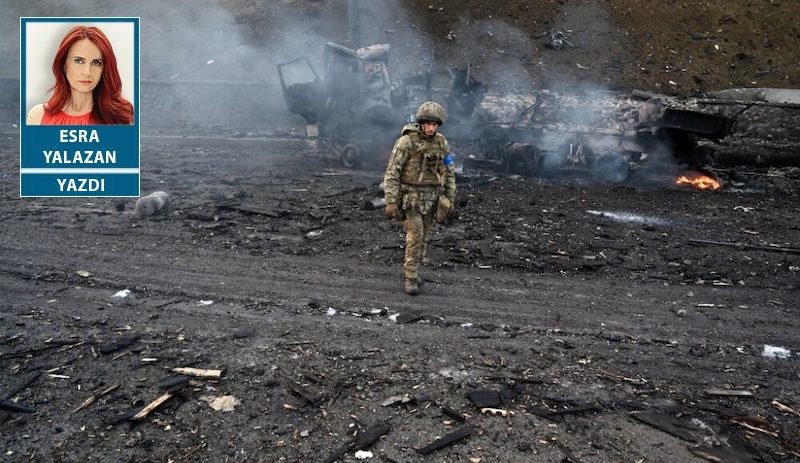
[403,208,434,279]
[400,186,440,279]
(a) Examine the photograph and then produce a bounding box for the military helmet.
[415,101,446,125]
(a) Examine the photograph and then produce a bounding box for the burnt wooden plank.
[630,412,699,443]
[417,424,476,455]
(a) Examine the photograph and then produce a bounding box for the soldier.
[384,101,456,295]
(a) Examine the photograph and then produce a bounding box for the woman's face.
[64,38,104,95]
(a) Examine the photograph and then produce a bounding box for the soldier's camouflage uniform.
[384,123,456,281]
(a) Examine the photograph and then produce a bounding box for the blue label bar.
[21,126,138,169]
[21,173,139,197]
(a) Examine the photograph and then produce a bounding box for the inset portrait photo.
[24,21,135,126]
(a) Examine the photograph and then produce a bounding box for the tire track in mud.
[0,218,790,349]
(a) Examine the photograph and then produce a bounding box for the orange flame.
[676,172,721,190]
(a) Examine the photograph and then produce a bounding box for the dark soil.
[226,0,800,94]
[2,133,799,462]
[2,1,800,462]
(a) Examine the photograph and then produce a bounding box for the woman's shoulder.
[26,104,45,125]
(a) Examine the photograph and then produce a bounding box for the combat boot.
[404,278,419,295]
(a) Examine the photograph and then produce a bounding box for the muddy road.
[1,131,799,462]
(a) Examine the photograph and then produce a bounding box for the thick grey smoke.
[2,0,347,130]
[2,0,442,131]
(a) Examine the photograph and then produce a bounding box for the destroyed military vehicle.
[455,87,737,181]
[279,45,737,181]
[278,42,432,168]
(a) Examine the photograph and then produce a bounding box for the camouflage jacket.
[383,123,456,212]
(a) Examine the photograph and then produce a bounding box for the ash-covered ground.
[2,132,799,462]
[2,1,800,462]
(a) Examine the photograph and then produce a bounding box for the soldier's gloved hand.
[384,203,399,220]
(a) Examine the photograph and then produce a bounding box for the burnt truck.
[279,43,737,179]
[455,88,737,180]
[278,42,432,168]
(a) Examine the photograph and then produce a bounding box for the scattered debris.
[442,406,467,423]
[283,377,323,404]
[587,210,671,227]
[381,394,412,407]
[467,390,502,408]
[689,239,800,255]
[306,229,323,239]
[729,417,778,437]
[417,424,476,455]
[772,400,800,417]
[529,404,600,421]
[629,412,699,443]
[762,345,791,359]
[202,395,240,412]
[690,431,762,463]
[0,400,36,413]
[705,388,754,397]
[72,383,120,412]
[544,30,575,49]
[130,392,175,421]
[393,313,423,324]
[480,407,513,417]
[217,202,288,218]
[135,191,171,218]
[364,197,385,210]
[323,423,390,463]
[172,367,227,378]
[99,335,139,355]
[158,375,191,391]
[2,372,41,402]
[111,289,131,298]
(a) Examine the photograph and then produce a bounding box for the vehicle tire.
[340,144,361,169]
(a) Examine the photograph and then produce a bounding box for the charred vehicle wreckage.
[278,41,798,181]
[278,42,432,168]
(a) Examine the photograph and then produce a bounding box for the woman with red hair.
[27,25,133,125]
